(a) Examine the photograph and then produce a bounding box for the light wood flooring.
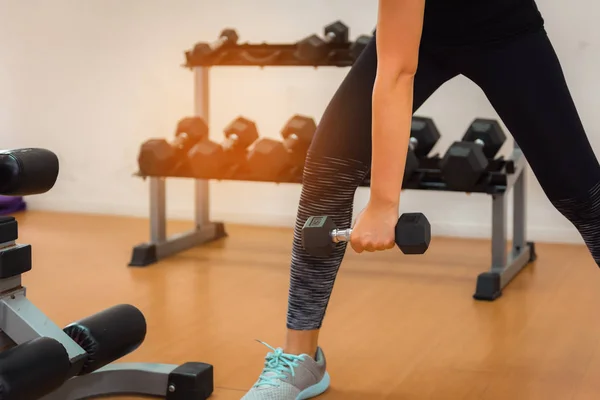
[12,211,600,399]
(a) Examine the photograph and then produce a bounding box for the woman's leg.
[286,38,458,356]
[456,29,600,263]
[242,37,457,399]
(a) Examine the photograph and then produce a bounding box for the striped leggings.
[287,29,600,330]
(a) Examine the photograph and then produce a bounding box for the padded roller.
[0,148,59,196]
[0,337,71,400]
[64,304,147,375]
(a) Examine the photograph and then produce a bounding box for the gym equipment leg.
[41,363,210,400]
[0,278,88,378]
[129,67,227,267]
[473,142,537,301]
[0,272,213,399]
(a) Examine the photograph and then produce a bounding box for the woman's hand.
[350,202,399,253]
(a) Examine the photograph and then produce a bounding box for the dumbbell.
[296,21,349,62]
[302,213,431,257]
[191,29,239,59]
[404,116,441,180]
[350,35,371,61]
[138,117,208,176]
[440,119,507,191]
[188,116,259,177]
[245,115,316,180]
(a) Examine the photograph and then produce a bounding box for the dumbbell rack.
[130,41,536,301]
[129,43,355,267]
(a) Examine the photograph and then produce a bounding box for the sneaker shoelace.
[253,341,304,388]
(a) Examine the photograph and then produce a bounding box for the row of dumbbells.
[189,22,371,63]
[138,115,317,180]
[405,117,508,191]
[138,114,507,187]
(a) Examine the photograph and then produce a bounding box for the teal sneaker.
[242,341,330,400]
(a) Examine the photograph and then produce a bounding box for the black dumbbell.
[302,213,431,257]
[296,21,349,62]
[188,116,259,177]
[350,35,371,61]
[246,115,316,180]
[191,29,239,59]
[404,116,442,180]
[440,119,507,191]
[138,117,208,176]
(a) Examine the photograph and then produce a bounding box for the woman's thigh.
[456,30,600,200]
[307,35,458,166]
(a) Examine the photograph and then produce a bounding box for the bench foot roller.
[64,304,147,374]
[0,337,71,400]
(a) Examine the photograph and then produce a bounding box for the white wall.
[1,0,599,243]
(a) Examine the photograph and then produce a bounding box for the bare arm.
[370,0,425,208]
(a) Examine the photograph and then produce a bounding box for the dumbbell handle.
[173,132,191,147]
[325,31,338,42]
[221,133,239,151]
[282,133,303,152]
[331,228,352,243]
[474,138,485,147]
[210,33,234,51]
[213,35,228,48]
[409,136,418,150]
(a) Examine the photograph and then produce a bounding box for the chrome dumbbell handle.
[409,136,418,150]
[330,228,352,243]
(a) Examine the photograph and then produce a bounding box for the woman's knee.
[296,153,369,229]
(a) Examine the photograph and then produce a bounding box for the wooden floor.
[11,211,600,399]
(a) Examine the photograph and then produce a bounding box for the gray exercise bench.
[0,213,213,400]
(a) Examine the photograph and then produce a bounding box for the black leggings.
[286,29,600,330]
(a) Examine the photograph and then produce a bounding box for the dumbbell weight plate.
[219,29,239,47]
[350,35,371,61]
[188,140,227,178]
[296,35,329,62]
[174,117,209,150]
[138,139,176,176]
[324,21,349,44]
[224,117,259,149]
[411,117,441,158]
[301,216,338,257]
[245,138,290,181]
[281,115,316,148]
[395,213,431,254]
[462,119,506,159]
[440,141,489,191]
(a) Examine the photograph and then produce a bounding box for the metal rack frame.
[129,68,227,267]
[473,144,536,300]
[129,66,536,301]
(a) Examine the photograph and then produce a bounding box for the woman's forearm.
[370,73,415,207]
